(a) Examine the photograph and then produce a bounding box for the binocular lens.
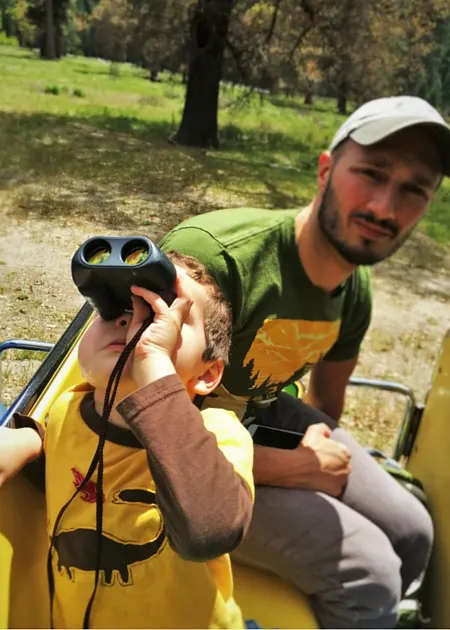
[87,247,111,265]
[124,247,148,266]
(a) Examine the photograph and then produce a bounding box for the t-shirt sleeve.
[118,375,254,561]
[324,267,372,362]
[159,226,238,310]
[201,407,255,500]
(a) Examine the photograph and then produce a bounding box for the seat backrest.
[0,532,12,628]
[407,330,450,628]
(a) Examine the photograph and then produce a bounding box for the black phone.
[248,424,304,450]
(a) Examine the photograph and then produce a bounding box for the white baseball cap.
[329,96,450,176]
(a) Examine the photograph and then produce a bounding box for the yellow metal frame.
[407,330,450,629]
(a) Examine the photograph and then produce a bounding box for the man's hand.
[126,277,192,388]
[253,422,351,496]
[0,427,43,488]
[298,423,351,496]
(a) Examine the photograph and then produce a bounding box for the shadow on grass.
[0,109,312,233]
[0,108,448,259]
[267,94,342,116]
[0,46,37,60]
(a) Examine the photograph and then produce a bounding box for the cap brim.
[350,116,450,177]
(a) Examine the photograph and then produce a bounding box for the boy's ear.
[191,360,224,397]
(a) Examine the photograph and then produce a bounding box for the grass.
[0,43,449,454]
[0,45,328,221]
[0,44,449,243]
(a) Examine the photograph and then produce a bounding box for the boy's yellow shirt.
[44,383,254,629]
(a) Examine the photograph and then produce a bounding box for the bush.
[44,84,62,95]
[72,87,85,98]
[0,32,19,46]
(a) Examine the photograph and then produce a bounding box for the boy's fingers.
[171,297,193,320]
[130,295,151,324]
[131,285,192,320]
[131,285,169,314]
[162,298,192,332]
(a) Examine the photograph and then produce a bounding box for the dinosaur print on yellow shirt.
[243,319,341,391]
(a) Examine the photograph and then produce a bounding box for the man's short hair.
[165,250,232,364]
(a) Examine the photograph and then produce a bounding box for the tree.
[225,0,322,95]
[129,0,193,79]
[0,0,16,36]
[88,0,135,62]
[173,0,235,149]
[417,17,450,113]
[27,0,70,58]
[44,0,56,57]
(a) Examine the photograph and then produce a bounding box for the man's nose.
[366,185,397,221]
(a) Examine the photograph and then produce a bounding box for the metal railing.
[0,302,93,427]
[0,306,423,460]
[347,376,419,460]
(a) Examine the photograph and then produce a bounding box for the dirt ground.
[1,204,449,454]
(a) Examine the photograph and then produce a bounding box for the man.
[159,96,450,628]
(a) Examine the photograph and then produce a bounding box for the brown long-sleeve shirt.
[13,374,254,561]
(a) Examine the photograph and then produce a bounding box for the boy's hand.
[126,276,192,387]
[0,427,43,488]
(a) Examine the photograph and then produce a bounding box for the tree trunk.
[55,19,63,59]
[337,76,348,114]
[337,92,347,115]
[303,85,314,105]
[1,6,15,37]
[174,0,234,149]
[55,16,66,59]
[43,0,56,59]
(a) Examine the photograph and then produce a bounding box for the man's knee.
[310,524,402,628]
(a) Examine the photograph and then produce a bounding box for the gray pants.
[231,393,434,629]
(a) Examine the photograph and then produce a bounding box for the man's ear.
[317,151,333,192]
[191,360,224,397]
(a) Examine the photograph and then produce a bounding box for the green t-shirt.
[160,208,372,398]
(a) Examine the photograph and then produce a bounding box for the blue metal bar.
[0,340,54,356]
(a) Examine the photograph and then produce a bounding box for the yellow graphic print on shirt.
[244,319,341,391]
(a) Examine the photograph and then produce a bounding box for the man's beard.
[317,178,413,266]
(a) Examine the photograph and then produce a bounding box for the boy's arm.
[117,374,254,563]
[0,418,44,487]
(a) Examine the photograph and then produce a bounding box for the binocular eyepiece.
[71,236,177,321]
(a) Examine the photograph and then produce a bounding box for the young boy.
[0,251,254,629]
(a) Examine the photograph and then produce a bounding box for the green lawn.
[1,43,449,245]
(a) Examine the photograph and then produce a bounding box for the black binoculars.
[71,236,177,320]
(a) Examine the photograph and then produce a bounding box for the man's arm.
[252,422,351,496]
[306,265,371,422]
[304,355,359,422]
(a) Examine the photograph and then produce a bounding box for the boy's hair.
[165,250,232,365]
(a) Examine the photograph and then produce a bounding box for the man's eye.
[404,185,428,200]
[360,169,380,180]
